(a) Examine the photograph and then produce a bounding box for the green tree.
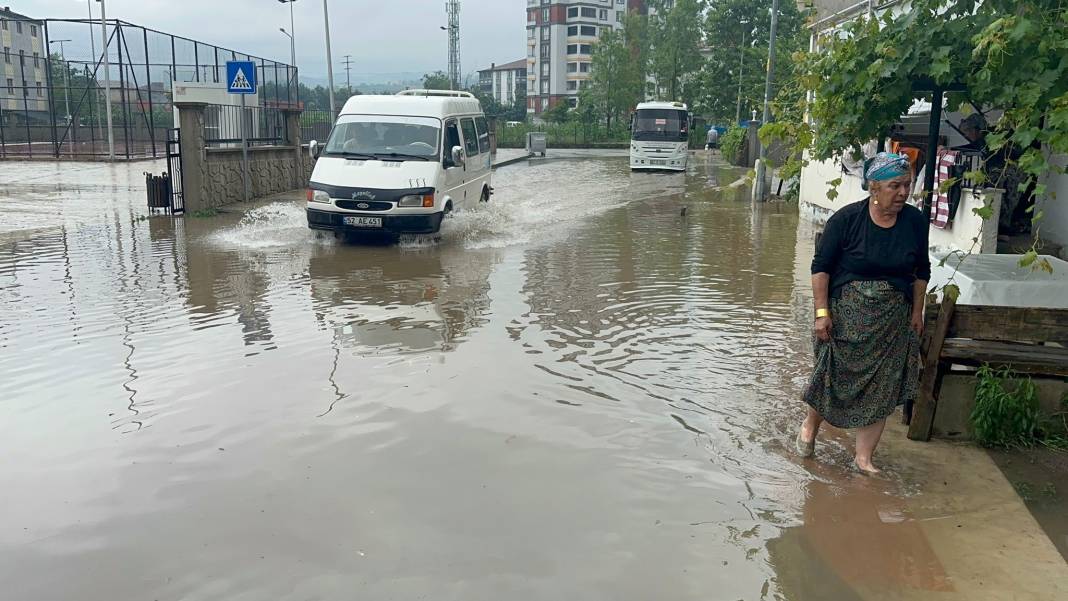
[693,0,806,124]
[583,18,646,129]
[422,71,452,90]
[648,0,706,105]
[543,101,572,124]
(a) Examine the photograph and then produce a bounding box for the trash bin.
[145,172,172,211]
[526,132,547,157]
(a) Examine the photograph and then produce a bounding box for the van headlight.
[308,189,331,203]
[398,194,435,208]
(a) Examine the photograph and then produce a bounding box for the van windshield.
[324,115,441,160]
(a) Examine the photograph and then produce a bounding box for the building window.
[541,63,549,77]
[580,44,592,55]
[541,26,550,41]
[567,62,578,73]
[528,27,535,39]
[581,25,597,36]
[33,52,39,68]
[567,7,578,18]
[542,7,549,21]
[3,48,8,63]
[5,78,12,94]
[568,25,577,36]
[581,7,597,18]
[617,10,624,22]
[580,63,591,73]
[540,44,550,59]
[31,24,37,37]
[36,81,43,97]
[540,80,549,94]
[567,44,576,54]
[542,98,549,110]
[16,21,22,34]
[567,80,578,91]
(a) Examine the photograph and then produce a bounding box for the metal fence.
[300,110,335,145]
[204,104,290,148]
[0,16,297,160]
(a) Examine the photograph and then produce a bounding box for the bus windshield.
[632,109,689,142]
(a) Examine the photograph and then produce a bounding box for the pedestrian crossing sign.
[226,60,257,95]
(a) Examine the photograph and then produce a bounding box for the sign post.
[226,60,257,202]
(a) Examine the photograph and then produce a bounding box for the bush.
[971,365,1041,448]
[495,121,629,148]
[719,125,746,165]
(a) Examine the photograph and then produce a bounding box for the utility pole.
[342,54,353,95]
[97,0,114,160]
[446,0,461,91]
[735,23,747,125]
[323,0,336,114]
[753,0,780,201]
[50,39,74,155]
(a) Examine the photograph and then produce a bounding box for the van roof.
[636,101,689,111]
[340,92,484,119]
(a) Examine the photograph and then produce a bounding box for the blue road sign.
[226,60,257,95]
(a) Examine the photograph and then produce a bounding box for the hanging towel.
[931,149,959,229]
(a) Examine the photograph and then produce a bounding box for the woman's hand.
[910,310,924,336]
[814,316,833,342]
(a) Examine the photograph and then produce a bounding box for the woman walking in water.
[796,152,930,475]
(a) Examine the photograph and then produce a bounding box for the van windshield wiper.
[325,151,377,160]
[373,152,432,162]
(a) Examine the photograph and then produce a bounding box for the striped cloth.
[931,149,959,229]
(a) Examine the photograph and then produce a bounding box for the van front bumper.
[307,208,445,235]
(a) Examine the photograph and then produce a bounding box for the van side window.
[460,118,479,157]
[443,120,462,166]
[475,117,490,154]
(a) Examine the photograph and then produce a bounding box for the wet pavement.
[1,154,1066,600]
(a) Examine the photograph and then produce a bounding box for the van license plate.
[343,216,382,228]
[649,160,666,166]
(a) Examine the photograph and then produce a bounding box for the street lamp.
[323,0,336,114]
[277,0,297,70]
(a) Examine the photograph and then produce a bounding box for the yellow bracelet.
[815,308,831,319]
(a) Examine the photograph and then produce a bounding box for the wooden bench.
[906,295,1068,441]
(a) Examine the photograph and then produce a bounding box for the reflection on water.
[0,156,962,600]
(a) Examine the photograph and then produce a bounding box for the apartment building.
[477,59,528,107]
[1,6,48,122]
[525,0,648,115]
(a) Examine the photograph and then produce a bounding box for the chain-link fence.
[0,16,297,160]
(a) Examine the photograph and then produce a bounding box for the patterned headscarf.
[862,152,911,190]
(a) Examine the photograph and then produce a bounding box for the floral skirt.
[802,280,921,429]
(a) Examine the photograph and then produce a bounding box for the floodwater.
[0,155,1034,600]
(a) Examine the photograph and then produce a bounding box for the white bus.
[629,101,690,172]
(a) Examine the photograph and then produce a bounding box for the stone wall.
[200,147,304,208]
[175,101,305,212]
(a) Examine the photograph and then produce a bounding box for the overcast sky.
[19,0,528,82]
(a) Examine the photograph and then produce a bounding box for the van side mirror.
[451,145,465,168]
[309,140,321,159]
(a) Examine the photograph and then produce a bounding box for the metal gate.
[166,128,185,214]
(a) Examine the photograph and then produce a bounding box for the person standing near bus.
[706,127,719,152]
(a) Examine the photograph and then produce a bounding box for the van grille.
[335,200,394,211]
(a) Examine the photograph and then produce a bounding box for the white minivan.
[306,89,493,235]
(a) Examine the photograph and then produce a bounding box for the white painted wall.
[799,153,1001,253]
[1037,155,1068,249]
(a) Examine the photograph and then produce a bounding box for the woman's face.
[871,175,912,213]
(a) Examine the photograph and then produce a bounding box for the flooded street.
[1,155,1064,600]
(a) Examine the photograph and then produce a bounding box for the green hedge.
[496,122,630,148]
